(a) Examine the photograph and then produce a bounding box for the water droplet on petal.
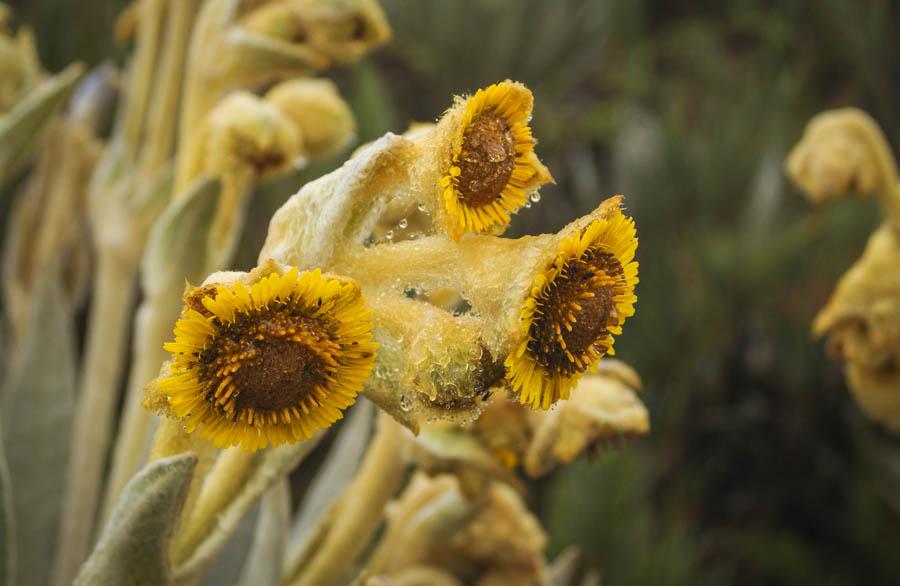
[530,192,541,203]
[398,218,408,229]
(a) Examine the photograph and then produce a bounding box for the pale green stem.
[174,0,232,194]
[284,415,410,586]
[138,0,199,177]
[121,0,165,156]
[99,292,182,522]
[148,418,220,555]
[52,251,137,586]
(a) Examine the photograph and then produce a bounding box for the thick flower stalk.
[787,108,900,430]
[262,80,553,269]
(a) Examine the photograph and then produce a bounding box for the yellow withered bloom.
[155,267,377,451]
[505,202,638,409]
[440,81,552,237]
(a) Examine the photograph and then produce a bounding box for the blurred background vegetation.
[7,0,900,584]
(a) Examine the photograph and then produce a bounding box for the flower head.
[152,266,377,450]
[505,198,638,409]
[440,81,552,238]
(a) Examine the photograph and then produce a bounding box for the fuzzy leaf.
[237,479,290,586]
[142,175,221,298]
[0,62,85,186]
[75,454,198,586]
[1,271,76,586]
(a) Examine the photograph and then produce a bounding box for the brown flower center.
[456,112,516,208]
[528,248,625,377]
[198,308,340,418]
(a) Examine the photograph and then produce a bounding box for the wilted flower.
[438,81,552,238]
[813,223,900,430]
[147,262,377,450]
[788,108,900,431]
[362,473,547,586]
[506,198,638,409]
[523,360,648,476]
[786,108,899,214]
[239,0,392,67]
[420,359,649,478]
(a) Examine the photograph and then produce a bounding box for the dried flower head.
[265,78,356,158]
[365,473,547,585]
[523,361,648,476]
[506,199,638,409]
[813,223,900,431]
[440,81,552,238]
[785,108,898,205]
[149,264,377,450]
[240,0,391,67]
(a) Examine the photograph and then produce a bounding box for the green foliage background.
[10,0,900,583]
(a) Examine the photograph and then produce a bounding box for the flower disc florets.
[154,267,377,450]
[506,203,638,409]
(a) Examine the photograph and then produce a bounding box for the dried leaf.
[75,454,198,586]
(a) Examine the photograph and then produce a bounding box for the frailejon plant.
[787,108,900,432]
[0,2,647,585]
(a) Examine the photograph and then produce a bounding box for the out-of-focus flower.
[505,198,638,409]
[786,108,899,211]
[146,262,377,450]
[438,81,552,238]
[362,473,547,586]
[265,78,355,158]
[240,0,391,67]
[813,223,900,430]
[788,108,900,431]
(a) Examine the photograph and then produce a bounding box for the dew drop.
[530,192,541,203]
[398,218,409,229]
[399,394,412,412]
[385,230,394,241]
[417,203,427,212]
[524,201,532,209]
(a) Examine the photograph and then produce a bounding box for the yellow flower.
[155,267,377,451]
[505,199,638,409]
[440,81,552,238]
